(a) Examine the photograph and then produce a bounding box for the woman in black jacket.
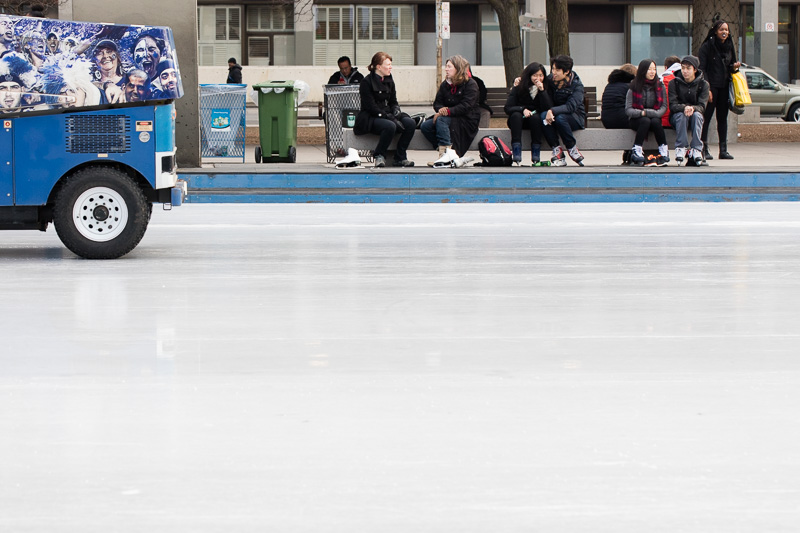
[698,19,740,160]
[601,64,636,129]
[353,51,415,168]
[420,55,481,159]
[504,61,552,165]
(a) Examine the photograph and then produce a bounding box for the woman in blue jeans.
[420,55,481,163]
[353,51,415,168]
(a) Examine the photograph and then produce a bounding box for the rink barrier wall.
[179,171,800,203]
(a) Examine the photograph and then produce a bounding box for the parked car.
[739,64,800,122]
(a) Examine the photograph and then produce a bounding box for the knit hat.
[156,58,175,77]
[0,52,38,88]
[680,55,700,71]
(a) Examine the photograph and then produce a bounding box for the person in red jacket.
[660,55,681,129]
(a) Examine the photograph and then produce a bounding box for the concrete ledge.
[343,128,680,152]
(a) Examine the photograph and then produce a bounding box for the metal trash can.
[323,84,371,163]
[199,84,247,162]
[252,80,299,163]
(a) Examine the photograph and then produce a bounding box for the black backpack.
[477,135,513,166]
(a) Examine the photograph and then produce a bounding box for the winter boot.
[718,142,734,160]
[530,144,541,166]
[511,142,522,165]
[702,143,713,160]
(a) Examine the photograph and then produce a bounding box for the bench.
[484,86,599,119]
[343,127,695,152]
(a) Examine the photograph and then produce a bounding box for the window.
[314,5,413,66]
[746,72,777,90]
[198,6,241,66]
[248,5,294,31]
[630,6,690,65]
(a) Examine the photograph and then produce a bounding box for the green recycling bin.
[253,80,299,163]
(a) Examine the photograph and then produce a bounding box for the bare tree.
[545,0,569,57]
[486,0,524,87]
[0,1,63,16]
[692,0,739,55]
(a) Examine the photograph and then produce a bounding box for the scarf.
[631,78,663,110]
[712,36,735,70]
[528,85,539,101]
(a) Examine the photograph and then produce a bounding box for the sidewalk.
[197,141,794,171]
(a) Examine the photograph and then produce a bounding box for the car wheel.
[53,167,150,259]
[785,103,800,123]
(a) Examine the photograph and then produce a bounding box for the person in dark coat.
[543,55,586,166]
[327,56,364,85]
[504,61,553,165]
[226,57,242,84]
[353,51,415,168]
[601,63,636,129]
[625,58,669,166]
[420,55,481,159]
[668,55,710,166]
[698,18,740,160]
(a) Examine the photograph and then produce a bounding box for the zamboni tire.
[53,167,151,259]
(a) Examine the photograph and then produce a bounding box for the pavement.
[194,141,792,172]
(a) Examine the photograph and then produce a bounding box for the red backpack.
[477,135,513,166]
[661,71,676,128]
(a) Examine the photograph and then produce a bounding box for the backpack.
[477,135,513,166]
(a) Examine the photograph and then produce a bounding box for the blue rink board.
[179,171,800,203]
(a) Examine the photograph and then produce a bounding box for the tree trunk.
[692,0,740,55]
[487,0,525,87]
[546,0,570,57]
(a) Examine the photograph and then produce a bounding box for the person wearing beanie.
[154,58,178,98]
[668,55,710,166]
[227,57,242,84]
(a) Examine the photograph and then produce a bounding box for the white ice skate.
[334,148,363,169]
[429,148,460,169]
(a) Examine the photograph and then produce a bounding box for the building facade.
[197,0,799,83]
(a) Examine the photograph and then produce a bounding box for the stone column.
[294,0,315,65]
[72,0,200,167]
[754,0,779,77]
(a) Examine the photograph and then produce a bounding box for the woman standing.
[420,55,481,160]
[625,59,669,166]
[353,52,415,168]
[698,19,740,160]
[504,61,552,166]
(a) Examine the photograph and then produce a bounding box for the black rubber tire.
[289,146,296,163]
[255,145,262,163]
[53,167,150,259]
[785,103,800,123]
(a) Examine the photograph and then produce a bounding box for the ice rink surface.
[1,203,799,532]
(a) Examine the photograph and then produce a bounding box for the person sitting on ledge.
[625,58,669,166]
[668,55,710,166]
[543,55,586,166]
[505,61,553,166]
[601,63,636,130]
[328,56,364,85]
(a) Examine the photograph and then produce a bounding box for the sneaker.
[630,146,645,166]
[656,154,669,166]
[567,146,584,166]
[374,155,386,168]
[392,159,415,167]
[675,147,686,163]
[644,154,658,166]
[551,146,567,166]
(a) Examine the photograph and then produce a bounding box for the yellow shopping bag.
[731,71,752,106]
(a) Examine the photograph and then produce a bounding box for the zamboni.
[0,14,185,258]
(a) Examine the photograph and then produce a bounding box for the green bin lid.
[253,80,297,90]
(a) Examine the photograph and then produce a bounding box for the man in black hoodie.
[227,57,242,84]
[328,56,364,85]
[668,55,709,166]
